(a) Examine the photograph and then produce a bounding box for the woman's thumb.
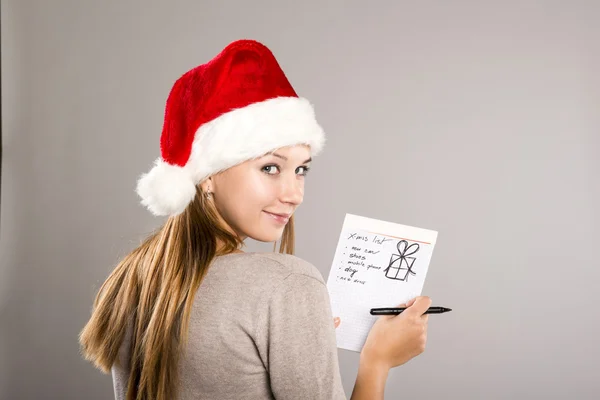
[404,297,417,308]
[392,298,415,309]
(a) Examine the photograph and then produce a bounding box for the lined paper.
[326,213,438,352]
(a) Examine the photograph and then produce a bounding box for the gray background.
[1,1,599,399]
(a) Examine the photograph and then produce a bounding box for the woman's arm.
[256,272,347,399]
[349,295,432,399]
[350,355,389,400]
[334,316,390,399]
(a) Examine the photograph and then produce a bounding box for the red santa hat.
[136,39,325,216]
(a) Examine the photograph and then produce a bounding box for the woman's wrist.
[359,350,389,374]
[350,355,390,400]
[358,354,389,378]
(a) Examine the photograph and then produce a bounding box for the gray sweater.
[112,252,348,399]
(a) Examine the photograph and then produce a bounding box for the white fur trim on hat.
[136,96,325,217]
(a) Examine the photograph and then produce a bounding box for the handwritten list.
[326,213,438,352]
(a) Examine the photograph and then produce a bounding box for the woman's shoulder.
[215,252,326,285]
[257,252,325,282]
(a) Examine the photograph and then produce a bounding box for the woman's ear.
[200,177,212,193]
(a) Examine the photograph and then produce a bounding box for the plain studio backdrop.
[1,1,599,399]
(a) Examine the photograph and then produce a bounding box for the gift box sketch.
[383,240,420,281]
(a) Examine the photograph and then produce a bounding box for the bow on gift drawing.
[384,240,420,281]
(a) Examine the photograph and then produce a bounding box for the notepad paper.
[326,213,438,353]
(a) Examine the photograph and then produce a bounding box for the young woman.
[79,39,431,400]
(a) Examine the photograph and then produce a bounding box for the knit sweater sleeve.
[255,272,347,400]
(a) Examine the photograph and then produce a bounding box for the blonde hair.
[79,185,295,399]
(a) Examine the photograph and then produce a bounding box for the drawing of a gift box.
[384,240,420,281]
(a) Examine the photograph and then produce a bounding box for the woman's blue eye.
[263,165,278,174]
[298,166,311,176]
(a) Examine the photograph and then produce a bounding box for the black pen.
[370,306,452,315]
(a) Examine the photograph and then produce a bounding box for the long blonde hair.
[79,185,295,399]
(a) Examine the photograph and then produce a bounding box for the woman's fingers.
[334,317,341,328]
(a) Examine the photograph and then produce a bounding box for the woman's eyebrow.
[270,153,312,164]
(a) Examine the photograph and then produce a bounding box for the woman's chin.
[246,225,285,243]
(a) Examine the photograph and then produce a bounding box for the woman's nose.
[280,176,303,205]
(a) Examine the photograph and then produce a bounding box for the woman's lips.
[264,211,290,224]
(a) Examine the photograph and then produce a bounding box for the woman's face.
[203,144,312,243]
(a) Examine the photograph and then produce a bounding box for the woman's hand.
[360,296,432,371]
[334,317,341,329]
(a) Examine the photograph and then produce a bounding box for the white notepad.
[326,213,438,352]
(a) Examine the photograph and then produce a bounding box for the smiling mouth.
[266,212,291,218]
[264,211,290,224]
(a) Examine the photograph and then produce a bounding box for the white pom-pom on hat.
[136,158,197,217]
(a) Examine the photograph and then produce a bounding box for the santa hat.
[135,39,325,217]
